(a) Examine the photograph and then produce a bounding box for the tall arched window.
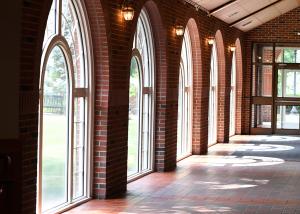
[177,28,193,160]
[38,0,92,213]
[208,41,218,146]
[127,9,155,180]
[230,51,236,136]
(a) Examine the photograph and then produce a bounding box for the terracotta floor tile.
[65,135,300,214]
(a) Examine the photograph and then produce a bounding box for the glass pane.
[42,46,69,211]
[277,69,300,97]
[127,57,140,177]
[208,42,218,146]
[252,65,272,97]
[277,106,300,129]
[230,53,236,136]
[177,67,184,157]
[43,0,57,48]
[142,93,150,171]
[252,105,272,129]
[276,45,300,63]
[253,43,273,63]
[61,0,85,88]
[73,97,85,199]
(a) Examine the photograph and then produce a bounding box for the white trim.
[37,0,93,212]
[127,8,156,181]
[177,27,193,160]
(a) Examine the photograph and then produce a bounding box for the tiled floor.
[65,135,300,213]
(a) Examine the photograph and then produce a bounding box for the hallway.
[66,136,300,213]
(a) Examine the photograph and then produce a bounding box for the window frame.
[177,27,193,161]
[229,50,237,137]
[37,0,93,213]
[208,41,218,146]
[127,8,156,182]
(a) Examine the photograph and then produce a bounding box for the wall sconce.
[230,45,236,52]
[122,1,134,21]
[207,37,215,45]
[175,25,185,36]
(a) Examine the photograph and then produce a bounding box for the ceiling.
[186,0,300,31]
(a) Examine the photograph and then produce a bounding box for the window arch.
[177,28,193,160]
[38,0,92,213]
[127,9,155,180]
[230,51,237,136]
[208,41,218,146]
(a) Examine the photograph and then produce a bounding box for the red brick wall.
[19,0,244,213]
[243,7,300,134]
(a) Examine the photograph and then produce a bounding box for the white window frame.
[208,41,218,146]
[177,28,193,161]
[230,51,237,137]
[37,0,93,213]
[127,9,155,182]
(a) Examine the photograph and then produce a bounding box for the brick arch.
[215,30,226,143]
[20,0,110,211]
[234,38,243,135]
[183,18,203,155]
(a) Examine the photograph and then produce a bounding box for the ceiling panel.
[187,0,300,31]
[193,0,232,11]
[213,4,249,23]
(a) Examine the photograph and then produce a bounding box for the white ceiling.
[188,0,300,31]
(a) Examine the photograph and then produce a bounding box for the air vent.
[228,11,239,17]
[242,20,253,27]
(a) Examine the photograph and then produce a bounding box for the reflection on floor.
[65,135,300,213]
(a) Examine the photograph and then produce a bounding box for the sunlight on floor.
[186,155,284,167]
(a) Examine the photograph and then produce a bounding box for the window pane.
[43,0,57,48]
[42,46,69,211]
[177,68,184,156]
[276,45,300,63]
[61,0,85,88]
[252,65,272,97]
[277,69,300,97]
[208,42,218,146]
[253,43,273,63]
[127,57,140,176]
[252,105,272,129]
[277,106,300,129]
[73,97,85,199]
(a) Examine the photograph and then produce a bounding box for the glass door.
[251,43,300,135]
[275,66,300,134]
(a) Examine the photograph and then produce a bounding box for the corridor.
[66,136,300,213]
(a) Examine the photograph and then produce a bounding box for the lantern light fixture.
[207,37,215,45]
[230,45,236,52]
[121,0,134,21]
[175,25,185,36]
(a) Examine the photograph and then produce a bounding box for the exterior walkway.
[66,136,300,213]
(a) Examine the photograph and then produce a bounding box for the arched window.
[38,0,92,213]
[208,41,218,146]
[230,51,236,136]
[177,28,193,160]
[127,9,155,180]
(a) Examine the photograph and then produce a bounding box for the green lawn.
[41,113,139,209]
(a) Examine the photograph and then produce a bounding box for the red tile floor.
[65,136,300,213]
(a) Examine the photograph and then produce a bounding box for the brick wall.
[243,6,300,134]
[20,0,244,213]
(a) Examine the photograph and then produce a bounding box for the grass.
[41,113,139,210]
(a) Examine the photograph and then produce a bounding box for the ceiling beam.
[208,0,238,16]
[230,0,283,27]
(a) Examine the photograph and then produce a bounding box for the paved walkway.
[66,135,300,213]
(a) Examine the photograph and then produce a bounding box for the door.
[275,65,300,134]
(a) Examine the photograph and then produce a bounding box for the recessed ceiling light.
[242,21,252,27]
[297,32,300,36]
[228,11,239,18]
